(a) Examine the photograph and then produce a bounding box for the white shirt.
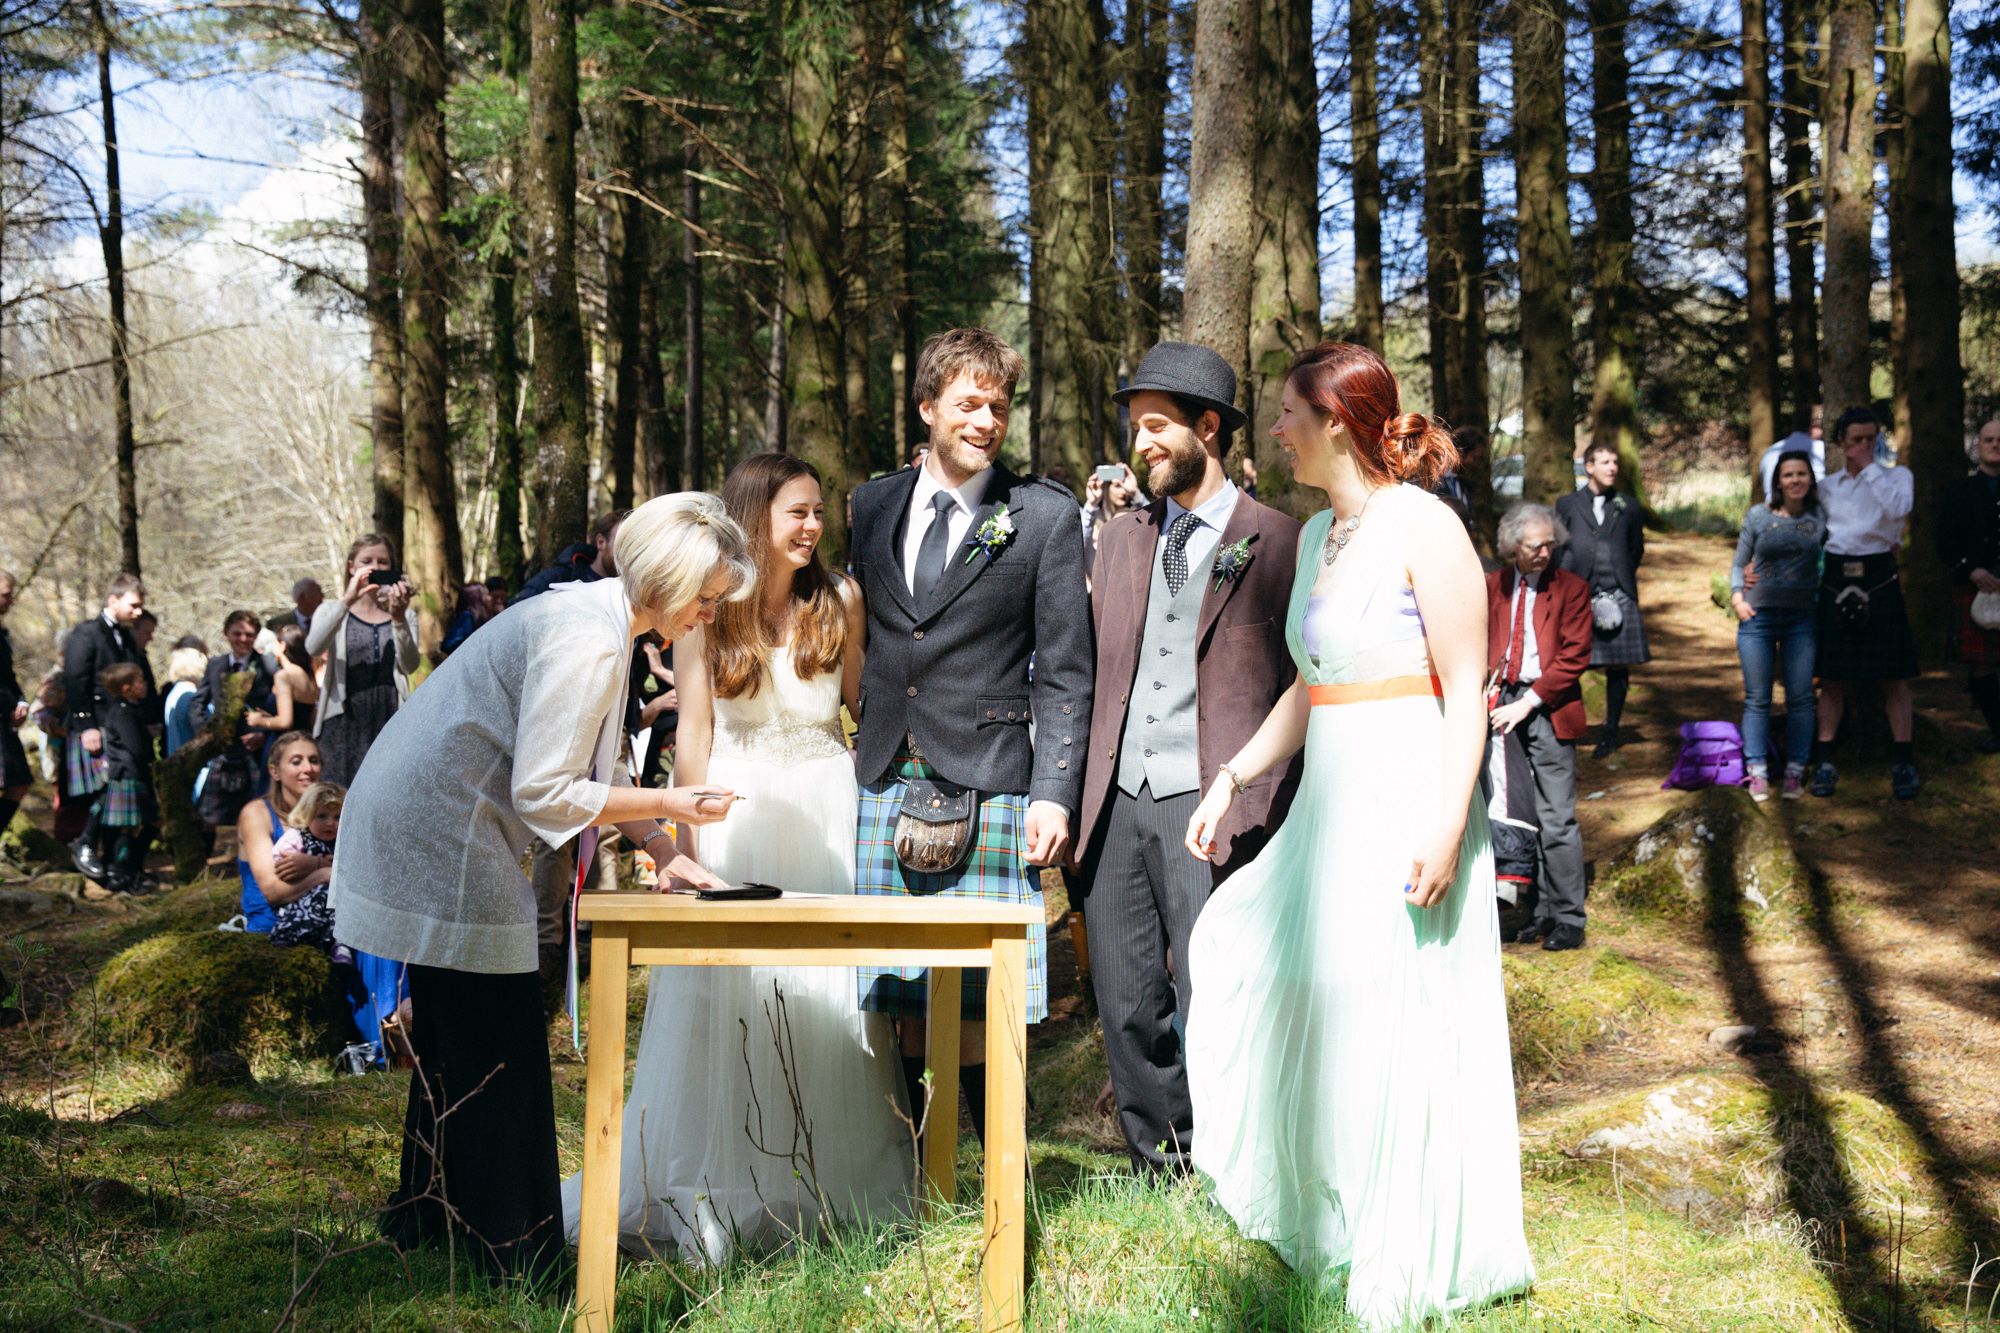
[1501,574,1546,709]
[902,461,996,594]
[1759,432,1825,498]
[1820,462,1913,556]
[1162,480,1240,582]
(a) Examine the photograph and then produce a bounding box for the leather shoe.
[70,837,107,882]
[1541,923,1587,952]
[1512,922,1548,945]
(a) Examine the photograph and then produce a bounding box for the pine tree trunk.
[1512,0,1578,505]
[1587,0,1645,507]
[1348,0,1383,353]
[1417,0,1461,422]
[1245,0,1321,518]
[399,0,462,648]
[1447,0,1488,444]
[490,247,525,586]
[90,0,140,575]
[683,139,705,491]
[880,9,921,463]
[1780,0,1820,428]
[525,0,591,563]
[603,102,647,513]
[1897,0,1963,653]
[1742,0,1782,475]
[638,257,673,495]
[358,0,404,542]
[781,0,858,558]
[841,39,874,485]
[1818,0,1875,420]
[1026,0,1118,483]
[1184,0,1259,401]
[1122,0,1169,373]
[1883,0,1909,445]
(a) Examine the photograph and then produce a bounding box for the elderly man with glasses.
[1485,502,1595,951]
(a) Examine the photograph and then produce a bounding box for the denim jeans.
[1737,605,1817,767]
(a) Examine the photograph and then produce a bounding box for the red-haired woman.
[559,452,907,1262]
[1181,343,1534,1324]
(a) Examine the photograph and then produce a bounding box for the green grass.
[1653,469,1752,536]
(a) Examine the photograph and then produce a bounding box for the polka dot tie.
[1163,510,1204,597]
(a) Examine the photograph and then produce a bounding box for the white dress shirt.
[1501,575,1546,710]
[1820,462,1914,556]
[1162,480,1240,582]
[902,461,996,594]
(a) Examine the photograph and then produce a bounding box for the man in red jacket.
[1486,501,1594,951]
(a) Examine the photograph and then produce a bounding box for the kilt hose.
[855,749,1048,1024]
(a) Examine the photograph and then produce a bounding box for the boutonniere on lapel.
[1210,533,1260,592]
[964,504,1016,564]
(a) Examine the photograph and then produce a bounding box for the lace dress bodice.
[709,641,848,765]
[1289,485,1437,687]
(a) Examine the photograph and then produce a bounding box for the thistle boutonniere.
[964,504,1016,564]
[1211,533,1260,592]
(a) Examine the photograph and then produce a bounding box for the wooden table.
[572,891,1043,1333]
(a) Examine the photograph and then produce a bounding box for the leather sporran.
[894,776,978,877]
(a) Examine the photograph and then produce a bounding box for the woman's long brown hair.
[708,453,847,699]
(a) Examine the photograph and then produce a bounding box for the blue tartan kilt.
[64,731,108,798]
[855,751,1047,1024]
[97,778,154,829]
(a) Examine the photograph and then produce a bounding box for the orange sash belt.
[1307,674,1444,707]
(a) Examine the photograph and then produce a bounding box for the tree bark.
[525,0,591,563]
[1897,0,1963,652]
[682,136,705,493]
[1183,0,1260,403]
[90,0,140,575]
[1245,0,1322,519]
[490,247,525,586]
[1587,0,1645,506]
[1818,0,1875,420]
[1121,0,1169,374]
[1416,0,1487,451]
[1742,0,1782,473]
[1512,0,1579,505]
[398,0,462,648]
[1883,0,1908,444]
[602,100,647,513]
[638,256,673,495]
[1780,0,1820,429]
[358,0,404,543]
[880,9,922,463]
[1025,0,1119,483]
[1348,0,1383,353]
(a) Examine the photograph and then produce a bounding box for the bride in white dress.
[560,453,910,1263]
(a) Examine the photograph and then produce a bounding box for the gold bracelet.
[1217,763,1248,795]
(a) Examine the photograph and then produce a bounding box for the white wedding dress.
[560,642,911,1263]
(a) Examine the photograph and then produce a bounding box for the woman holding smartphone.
[560,453,909,1265]
[306,534,420,786]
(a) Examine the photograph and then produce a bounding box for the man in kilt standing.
[1810,407,1922,799]
[1937,418,2000,753]
[61,573,156,881]
[849,327,1093,1136]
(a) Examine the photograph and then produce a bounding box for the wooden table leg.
[922,966,962,1216]
[980,931,1028,1332]
[575,924,631,1333]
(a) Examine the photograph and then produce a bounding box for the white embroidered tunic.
[330,577,634,974]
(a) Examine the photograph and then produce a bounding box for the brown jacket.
[1485,565,1594,741]
[1075,491,1303,871]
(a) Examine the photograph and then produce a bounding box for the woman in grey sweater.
[1729,450,1828,799]
[332,492,755,1282]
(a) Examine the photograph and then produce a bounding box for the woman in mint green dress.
[1183,342,1534,1328]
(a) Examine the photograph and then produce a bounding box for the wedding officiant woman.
[329,492,756,1282]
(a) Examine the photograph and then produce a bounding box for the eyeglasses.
[1519,540,1555,554]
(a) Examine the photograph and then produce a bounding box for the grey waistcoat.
[1116,537,1205,799]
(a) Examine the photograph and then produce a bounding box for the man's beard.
[1148,442,1207,500]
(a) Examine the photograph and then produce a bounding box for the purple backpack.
[1662,721,1747,791]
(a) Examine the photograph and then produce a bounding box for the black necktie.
[1163,510,1204,597]
[912,491,958,604]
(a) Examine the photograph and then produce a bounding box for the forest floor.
[2,529,1998,1331]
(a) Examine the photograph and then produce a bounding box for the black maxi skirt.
[379,964,563,1285]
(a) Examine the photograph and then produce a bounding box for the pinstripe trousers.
[1085,781,1214,1172]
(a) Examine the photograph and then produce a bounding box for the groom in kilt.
[849,326,1094,1134]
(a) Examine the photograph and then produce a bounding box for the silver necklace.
[1321,488,1382,566]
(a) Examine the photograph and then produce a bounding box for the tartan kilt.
[1588,590,1651,667]
[855,750,1047,1024]
[1949,585,2000,669]
[97,778,156,829]
[1816,557,1920,681]
[64,730,108,798]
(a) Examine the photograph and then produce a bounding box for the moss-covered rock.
[1504,946,1689,1083]
[1,810,69,873]
[1598,784,1805,922]
[83,930,347,1074]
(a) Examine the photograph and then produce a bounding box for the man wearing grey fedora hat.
[1071,340,1303,1173]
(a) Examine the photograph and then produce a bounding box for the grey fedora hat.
[1113,341,1249,432]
